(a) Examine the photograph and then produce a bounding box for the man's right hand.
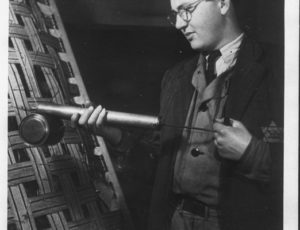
[70,105,122,145]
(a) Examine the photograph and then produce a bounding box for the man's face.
[170,0,225,51]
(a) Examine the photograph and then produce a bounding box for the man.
[72,0,283,229]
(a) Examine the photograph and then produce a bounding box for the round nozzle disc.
[19,114,49,145]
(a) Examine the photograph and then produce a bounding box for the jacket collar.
[224,36,266,120]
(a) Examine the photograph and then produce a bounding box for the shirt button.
[191,148,204,157]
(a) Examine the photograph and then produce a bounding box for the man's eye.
[184,7,194,12]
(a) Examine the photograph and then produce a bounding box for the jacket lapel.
[225,37,266,120]
[175,57,198,129]
[163,55,198,129]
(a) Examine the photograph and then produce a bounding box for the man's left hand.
[213,118,252,160]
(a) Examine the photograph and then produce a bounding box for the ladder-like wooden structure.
[8,0,133,229]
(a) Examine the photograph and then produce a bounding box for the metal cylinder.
[31,102,160,129]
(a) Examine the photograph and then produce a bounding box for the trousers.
[170,203,220,230]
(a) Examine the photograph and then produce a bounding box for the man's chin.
[189,41,203,51]
[189,41,213,52]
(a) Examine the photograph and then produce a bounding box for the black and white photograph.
[3,0,299,230]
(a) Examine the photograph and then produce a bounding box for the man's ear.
[218,0,231,15]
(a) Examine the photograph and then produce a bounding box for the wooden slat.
[30,192,67,216]
[30,52,55,68]
[8,162,35,186]
[7,203,15,221]
[9,185,37,230]
[41,67,65,104]
[9,24,29,39]
[48,212,69,230]
[8,131,27,150]
[8,64,32,117]
[28,147,52,194]
[10,2,32,16]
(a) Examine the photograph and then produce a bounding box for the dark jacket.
[147,37,283,230]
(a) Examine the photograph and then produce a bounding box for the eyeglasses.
[167,0,206,26]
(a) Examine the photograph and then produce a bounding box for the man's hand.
[70,105,122,145]
[213,118,252,160]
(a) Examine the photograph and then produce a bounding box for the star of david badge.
[261,121,283,143]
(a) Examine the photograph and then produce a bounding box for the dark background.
[55,0,284,229]
[56,0,284,114]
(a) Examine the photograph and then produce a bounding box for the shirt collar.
[219,33,244,63]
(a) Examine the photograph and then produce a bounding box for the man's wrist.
[99,126,122,146]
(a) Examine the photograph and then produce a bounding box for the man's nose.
[175,16,188,30]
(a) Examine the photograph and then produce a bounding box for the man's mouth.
[184,32,195,41]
